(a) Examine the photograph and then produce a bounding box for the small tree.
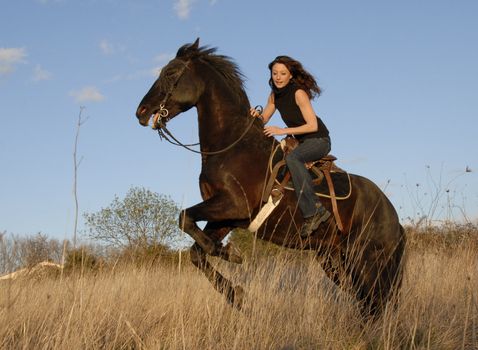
[64,246,102,273]
[0,231,21,274]
[84,187,181,249]
[19,233,51,267]
[0,232,66,272]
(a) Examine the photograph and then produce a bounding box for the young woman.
[251,55,332,237]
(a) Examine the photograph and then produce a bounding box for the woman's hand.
[264,125,284,137]
[249,106,262,118]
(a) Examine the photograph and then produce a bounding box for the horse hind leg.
[318,249,345,287]
[351,244,405,320]
[189,243,245,308]
[369,233,406,316]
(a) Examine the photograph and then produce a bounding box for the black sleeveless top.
[274,82,329,142]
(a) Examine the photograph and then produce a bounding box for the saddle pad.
[312,170,351,199]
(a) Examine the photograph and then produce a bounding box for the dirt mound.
[0,261,63,281]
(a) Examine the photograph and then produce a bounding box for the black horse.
[136,39,405,318]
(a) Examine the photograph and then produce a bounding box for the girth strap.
[322,162,345,233]
[262,160,286,203]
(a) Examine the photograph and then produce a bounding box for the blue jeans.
[285,137,331,218]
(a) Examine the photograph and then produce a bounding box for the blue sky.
[1,0,477,241]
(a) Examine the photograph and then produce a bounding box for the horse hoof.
[225,243,243,264]
[229,253,243,264]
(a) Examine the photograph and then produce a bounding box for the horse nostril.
[137,106,148,117]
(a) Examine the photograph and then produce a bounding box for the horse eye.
[160,70,177,80]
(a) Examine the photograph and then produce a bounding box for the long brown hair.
[268,55,321,99]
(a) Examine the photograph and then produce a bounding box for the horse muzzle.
[136,107,165,128]
[136,104,172,129]
[136,105,151,127]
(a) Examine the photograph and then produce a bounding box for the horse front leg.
[189,243,245,308]
[203,222,243,264]
[179,195,248,262]
[181,195,249,307]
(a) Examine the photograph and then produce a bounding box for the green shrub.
[64,247,103,273]
[114,243,182,268]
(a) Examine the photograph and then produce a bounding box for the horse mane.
[177,42,249,106]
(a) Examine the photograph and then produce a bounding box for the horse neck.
[195,84,263,150]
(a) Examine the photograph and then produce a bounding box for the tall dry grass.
[1,235,477,349]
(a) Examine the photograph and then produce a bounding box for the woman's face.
[271,63,293,89]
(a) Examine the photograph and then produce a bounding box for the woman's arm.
[250,93,275,123]
[290,89,318,134]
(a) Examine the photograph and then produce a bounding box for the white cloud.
[99,39,115,55]
[0,48,26,63]
[70,86,105,103]
[32,64,52,81]
[174,0,196,20]
[0,47,27,76]
[0,65,14,75]
[99,39,126,55]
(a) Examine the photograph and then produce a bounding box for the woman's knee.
[285,152,301,166]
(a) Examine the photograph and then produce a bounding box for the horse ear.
[191,38,200,50]
[176,38,200,58]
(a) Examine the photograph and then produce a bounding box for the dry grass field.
[1,229,477,349]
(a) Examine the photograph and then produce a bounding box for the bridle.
[151,59,261,156]
[151,60,190,131]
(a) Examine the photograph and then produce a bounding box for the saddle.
[263,137,349,233]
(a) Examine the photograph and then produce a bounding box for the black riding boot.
[300,205,331,238]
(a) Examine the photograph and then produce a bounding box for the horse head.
[135,38,205,128]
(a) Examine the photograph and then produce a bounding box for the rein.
[157,117,257,155]
[152,59,260,156]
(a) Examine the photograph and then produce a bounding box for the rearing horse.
[135,39,405,318]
